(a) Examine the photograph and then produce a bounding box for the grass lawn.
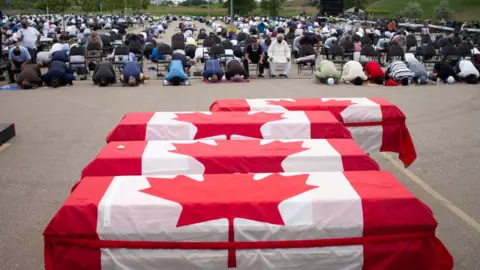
[366,0,480,20]
[146,5,317,17]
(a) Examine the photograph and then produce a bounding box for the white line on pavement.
[381,153,480,232]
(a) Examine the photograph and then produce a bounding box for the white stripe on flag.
[348,126,383,153]
[97,175,228,242]
[260,111,311,139]
[281,140,344,172]
[322,98,383,123]
[141,141,206,175]
[146,112,198,140]
[246,99,292,112]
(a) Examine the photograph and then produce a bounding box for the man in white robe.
[267,33,291,78]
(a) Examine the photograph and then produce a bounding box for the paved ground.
[0,21,479,270]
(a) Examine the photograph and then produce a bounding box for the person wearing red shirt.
[364,61,385,85]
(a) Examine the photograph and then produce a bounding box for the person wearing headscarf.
[267,33,291,78]
[86,31,103,49]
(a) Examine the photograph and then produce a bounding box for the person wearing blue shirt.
[8,45,31,83]
[257,23,266,34]
[151,47,166,62]
[202,59,223,82]
[41,60,75,88]
[164,60,189,85]
[121,61,144,86]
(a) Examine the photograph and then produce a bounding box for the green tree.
[223,0,257,15]
[260,0,284,17]
[400,2,423,19]
[434,1,452,19]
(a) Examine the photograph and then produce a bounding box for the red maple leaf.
[174,112,285,139]
[170,140,308,174]
[140,174,316,268]
[267,99,354,122]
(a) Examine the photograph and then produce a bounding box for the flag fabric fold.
[44,171,453,270]
[105,111,352,142]
[81,139,380,178]
[209,98,416,167]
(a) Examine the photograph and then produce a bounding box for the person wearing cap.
[432,60,456,83]
[386,60,415,86]
[243,42,265,78]
[16,63,43,89]
[17,20,40,63]
[456,60,479,84]
[405,53,429,84]
[267,33,291,78]
[315,60,340,84]
[7,45,31,84]
[341,61,368,85]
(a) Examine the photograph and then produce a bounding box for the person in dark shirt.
[17,64,43,89]
[41,60,74,88]
[121,61,144,86]
[92,61,116,87]
[243,43,265,78]
[225,59,247,81]
[299,32,321,53]
[433,60,456,82]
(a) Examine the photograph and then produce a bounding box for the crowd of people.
[1,13,480,89]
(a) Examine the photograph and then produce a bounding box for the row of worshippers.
[314,55,479,86]
[10,44,146,89]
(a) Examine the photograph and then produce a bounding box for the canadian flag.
[81,139,380,178]
[209,98,416,167]
[44,171,453,270]
[106,111,352,142]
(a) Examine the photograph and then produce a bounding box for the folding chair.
[111,45,130,73]
[154,43,173,72]
[387,43,405,62]
[296,45,316,75]
[128,41,144,66]
[406,34,418,52]
[221,40,233,50]
[86,42,103,62]
[69,46,88,79]
[100,34,113,55]
[360,44,380,64]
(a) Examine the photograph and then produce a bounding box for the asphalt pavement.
[0,20,479,270]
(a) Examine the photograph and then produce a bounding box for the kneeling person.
[203,59,224,82]
[165,60,189,85]
[315,60,340,84]
[225,59,247,81]
[41,60,75,88]
[92,61,116,87]
[17,64,43,89]
[121,61,144,86]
